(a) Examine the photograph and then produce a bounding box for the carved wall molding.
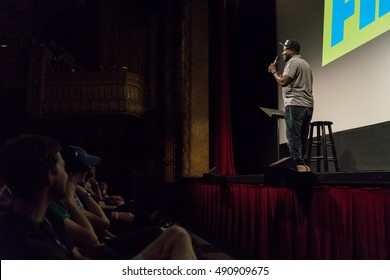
[42,70,145,117]
[181,0,192,177]
[27,47,146,119]
[163,0,209,180]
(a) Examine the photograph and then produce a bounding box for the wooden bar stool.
[308,121,339,172]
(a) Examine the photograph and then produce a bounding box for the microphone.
[272,56,280,64]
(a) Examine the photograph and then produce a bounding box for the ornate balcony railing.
[27,47,145,119]
[42,70,145,117]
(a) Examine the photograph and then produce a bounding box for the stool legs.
[322,124,328,172]
[308,124,314,167]
[308,122,339,172]
[326,124,339,171]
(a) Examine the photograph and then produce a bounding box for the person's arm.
[268,64,293,87]
[61,180,99,249]
[62,200,99,248]
[76,185,110,234]
[90,178,104,201]
[110,211,135,223]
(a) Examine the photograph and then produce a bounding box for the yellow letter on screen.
[323,0,390,66]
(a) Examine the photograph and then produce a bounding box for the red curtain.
[184,182,390,259]
[213,0,236,175]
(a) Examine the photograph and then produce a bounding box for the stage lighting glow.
[322,0,390,66]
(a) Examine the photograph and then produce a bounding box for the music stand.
[259,106,285,160]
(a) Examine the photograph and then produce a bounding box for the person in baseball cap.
[268,38,314,172]
[279,39,301,53]
[61,145,101,173]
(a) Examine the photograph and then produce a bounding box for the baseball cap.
[61,145,100,172]
[279,39,300,53]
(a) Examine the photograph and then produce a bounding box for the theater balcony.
[27,47,145,119]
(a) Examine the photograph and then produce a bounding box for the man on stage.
[268,39,314,172]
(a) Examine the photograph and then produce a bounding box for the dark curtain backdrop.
[212,0,236,176]
[211,0,278,175]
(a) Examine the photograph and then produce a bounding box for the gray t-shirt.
[282,55,314,108]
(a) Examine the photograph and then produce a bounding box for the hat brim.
[83,154,100,166]
[62,145,101,173]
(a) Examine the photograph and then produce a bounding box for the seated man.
[0,135,86,259]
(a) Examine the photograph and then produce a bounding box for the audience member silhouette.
[73,147,159,235]
[58,144,197,259]
[0,135,86,259]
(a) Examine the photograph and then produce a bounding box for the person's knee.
[165,226,191,240]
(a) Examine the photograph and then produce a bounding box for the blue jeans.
[285,106,313,165]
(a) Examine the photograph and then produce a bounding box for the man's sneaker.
[296,164,307,172]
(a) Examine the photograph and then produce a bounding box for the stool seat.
[308,121,339,172]
[311,121,333,126]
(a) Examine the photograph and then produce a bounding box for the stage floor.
[226,170,390,187]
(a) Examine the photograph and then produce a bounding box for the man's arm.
[61,177,99,249]
[61,183,100,249]
[62,201,100,249]
[268,64,293,87]
[76,185,110,234]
